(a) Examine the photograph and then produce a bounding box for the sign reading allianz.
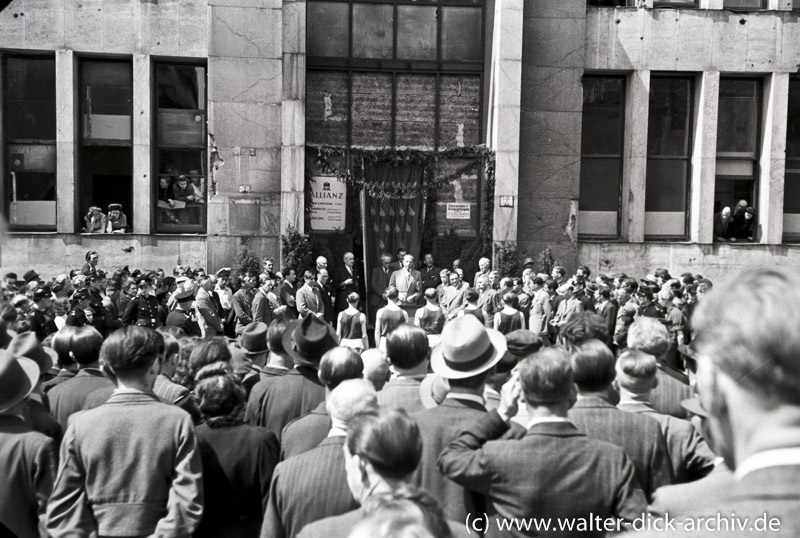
[310,176,346,232]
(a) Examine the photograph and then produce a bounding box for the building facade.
[1,0,799,281]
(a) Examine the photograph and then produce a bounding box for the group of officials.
[1,247,800,538]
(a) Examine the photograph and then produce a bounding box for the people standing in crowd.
[389,248,406,272]
[261,379,377,538]
[122,276,161,329]
[389,254,422,313]
[419,253,441,295]
[377,324,430,414]
[316,269,335,326]
[337,293,368,352]
[279,267,299,320]
[165,289,201,336]
[233,273,256,336]
[297,270,325,318]
[369,253,393,319]
[475,274,497,329]
[196,274,224,337]
[458,288,486,325]
[27,286,57,342]
[47,327,203,537]
[473,257,491,288]
[252,277,276,326]
[528,276,552,343]
[442,272,466,320]
[493,292,525,335]
[438,348,646,538]
[80,251,99,278]
[245,320,294,425]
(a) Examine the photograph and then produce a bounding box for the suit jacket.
[195,288,224,336]
[648,461,733,517]
[412,397,525,523]
[376,375,426,415]
[296,284,323,317]
[47,368,114,429]
[473,269,490,288]
[651,365,693,419]
[233,288,255,334]
[598,301,618,342]
[617,401,715,484]
[634,465,800,538]
[47,392,203,537]
[27,308,58,342]
[165,310,201,337]
[298,507,469,538]
[568,396,674,501]
[419,265,442,292]
[195,422,279,537]
[280,281,299,319]
[438,411,647,538]
[256,367,326,442]
[260,436,358,538]
[251,288,274,325]
[478,289,499,328]
[529,288,552,336]
[0,415,58,538]
[442,286,466,318]
[370,265,393,307]
[332,265,363,311]
[245,366,291,426]
[281,401,331,460]
[389,269,422,304]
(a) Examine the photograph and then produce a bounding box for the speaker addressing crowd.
[1,248,799,537]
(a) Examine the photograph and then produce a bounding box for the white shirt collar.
[526,416,570,430]
[446,393,484,405]
[327,427,347,438]
[113,387,150,395]
[734,448,800,480]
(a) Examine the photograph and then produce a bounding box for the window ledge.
[6,231,58,235]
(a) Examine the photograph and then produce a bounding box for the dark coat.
[332,265,363,312]
[651,366,693,419]
[568,396,674,501]
[47,368,114,429]
[369,265,392,308]
[232,288,255,335]
[280,401,331,460]
[0,415,58,538]
[260,436,358,538]
[195,421,279,537]
[122,294,161,328]
[279,282,298,319]
[255,367,326,442]
[419,265,442,293]
[165,310,201,337]
[46,392,203,537]
[26,308,58,342]
[438,411,647,538]
[244,366,291,426]
[376,375,426,415]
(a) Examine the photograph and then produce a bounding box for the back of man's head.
[267,319,286,354]
[361,349,390,391]
[560,312,610,348]
[386,324,429,371]
[615,349,658,395]
[693,268,800,405]
[347,407,422,481]
[70,326,104,366]
[101,326,163,379]
[319,346,364,391]
[627,317,669,358]
[518,347,574,406]
[328,378,378,427]
[570,339,616,393]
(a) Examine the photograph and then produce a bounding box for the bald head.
[328,379,378,428]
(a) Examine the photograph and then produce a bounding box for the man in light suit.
[476,274,498,329]
[296,270,324,318]
[332,252,363,312]
[442,272,466,320]
[439,347,646,538]
[369,253,393,318]
[260,379,377,538]
[567,340,673,502]
[388,254,422,315]
[528,276,552,341]
[195,275,224,336]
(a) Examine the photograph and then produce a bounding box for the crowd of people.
[1,247,798,537]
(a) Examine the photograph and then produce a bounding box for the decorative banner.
[446,203,471,220]
[310,176,346,231]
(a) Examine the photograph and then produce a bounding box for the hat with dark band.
[431,316,507,379]
[281,314,339,369]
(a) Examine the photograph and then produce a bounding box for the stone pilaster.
[281,0,306,235]
[132,54,151,235]
[55,50,76,233]
[759,72,789,244]
[690,71,719,244]
[622,70,650,242]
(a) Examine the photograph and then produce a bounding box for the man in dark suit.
[281,347,363,460]
[413,315,522,523]
[419,253,441,295]
[388,247,406,272]
[27,286,58,342]
[252,315,338,442]
[279,267,299,320]
[164,289,201,336]
[713,206,732,241]
[245,320,294,424]
[567,340,673,501]
[47,327,203,537]
[315,269,335,325]
[0,351,58,538]
[627,317,693,419]
[616,350,715,484]
[260,379,377,538]
[232,274,256,335]
[439,347,646,538]
[369,253,393,316]
[332,252,364,313]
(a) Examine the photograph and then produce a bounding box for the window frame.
[578,73,627,241]
[783,74,800,243]
[1,52,58,232]
[644,74,694,242]
[151,58,208,235]
[722,0,768,10]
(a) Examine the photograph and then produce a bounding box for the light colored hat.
[430,316,507,380]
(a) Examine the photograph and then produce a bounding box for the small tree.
[536,247,561,276]
[231,239,261,284]
[280,225,314,277]
[494,241,520,277]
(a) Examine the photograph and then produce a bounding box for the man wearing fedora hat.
[0,350,58,538]
[237,322,270,395]
[412,315,523,523]
[245,320,294,424]
[439,348,646,537]
[252,314,339,441]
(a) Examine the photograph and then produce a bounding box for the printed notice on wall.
[310,177,346,231]
[446,203,471,220]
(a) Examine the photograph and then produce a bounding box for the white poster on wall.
[446,203,471,220]
[310,177,347,231]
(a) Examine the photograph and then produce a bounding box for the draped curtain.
[363,162,424,267]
